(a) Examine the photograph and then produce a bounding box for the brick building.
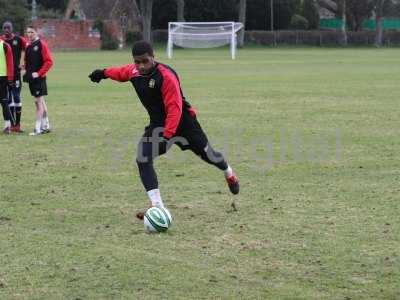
[31,0,141,50]
[31,19,101,50]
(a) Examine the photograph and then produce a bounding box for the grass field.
[1,47,399,299]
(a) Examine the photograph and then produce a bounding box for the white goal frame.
[167,21,243,60]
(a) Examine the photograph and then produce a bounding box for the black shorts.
[28,78,48,97]
[175,117,209,154]
[0,77,8,100]
[140,116,209,158]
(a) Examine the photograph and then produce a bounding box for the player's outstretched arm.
[88,69,107,83]
[89,65,137,83]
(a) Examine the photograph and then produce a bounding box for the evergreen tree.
[0,0,29,34]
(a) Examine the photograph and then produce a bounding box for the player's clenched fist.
[89,69,107,83]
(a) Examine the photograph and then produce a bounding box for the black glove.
[89,69,107,83]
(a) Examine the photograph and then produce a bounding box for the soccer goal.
[167,22,243,60]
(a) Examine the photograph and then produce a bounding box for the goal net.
[167,22,243,59]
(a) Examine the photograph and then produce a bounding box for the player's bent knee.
[34,96,44,104]
[136,156,152,166]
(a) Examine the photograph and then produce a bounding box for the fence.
[320,18,400,30]
[245,30,400,46]
[152,29,400,46]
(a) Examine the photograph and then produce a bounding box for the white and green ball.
[144,207,172,233]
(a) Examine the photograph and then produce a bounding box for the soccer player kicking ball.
[89,41,239,219]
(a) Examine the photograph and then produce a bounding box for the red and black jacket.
[25,38,53,79]
[105,63,197,139]
[1,34,27,77]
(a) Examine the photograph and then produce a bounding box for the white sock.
[4,120,11,128]
[147,189,164,208]
[35,120,41,133]
[224,165,233,178]
[41,116,50,130]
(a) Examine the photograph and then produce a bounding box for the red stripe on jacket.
[104,64,138,82]
[3,42,14,81]
[157,64,182,139]
[37,40,53,78]
[20,36,28,50]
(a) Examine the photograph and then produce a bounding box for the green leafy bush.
[290,14,309,30]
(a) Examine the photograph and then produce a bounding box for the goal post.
[167,22,243,60]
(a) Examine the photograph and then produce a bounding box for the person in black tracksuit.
[1,21,27,133]
[89,41,239,219]
[24,25,53,136]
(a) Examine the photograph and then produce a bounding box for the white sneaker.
[41,128,51,134]
[29,129,42,136]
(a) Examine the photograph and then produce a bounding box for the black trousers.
[0,77,11,122]
[136,117,228,191]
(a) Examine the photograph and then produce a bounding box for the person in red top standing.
[23,25,53,136]
[89,41,239,219]
[2,21,27,133]
[0,35,14,134]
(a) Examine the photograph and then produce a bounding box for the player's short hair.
[26,24,38,31]
[132,40,154,57]
[2,21,12,30]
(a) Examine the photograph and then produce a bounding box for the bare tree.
[338,0,348,45]
[64,0,85,19]
[175,0,185,22]
[139,0,154,42]
[237,0,246,47]
[109,0,141,30]
[374,0,386,47]
[346,0,375,31]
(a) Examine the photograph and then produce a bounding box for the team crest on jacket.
[34,45,39,51]
[149,78,155,88]
[13,40,18,46]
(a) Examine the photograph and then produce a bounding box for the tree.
[338,0,347,45]
[152,0,175,29]
[318,0,400,32]
[237,0,246,47]
[64,0,84,19]
[175,0,185,22]
[374,0,386,47]
[302,0,320,29]
[245,0,300,30]
[0,0,29,34]
[37,0,69,12]
[318,0,347,45]
[290,14,309,29]
[373,0,400,47]
[346,0,375,31]
[318,0,337,12]
[139,0,154,41]
[273,0,302,30]
[184,0,236,23]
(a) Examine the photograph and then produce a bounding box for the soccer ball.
[144,207,172,233]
